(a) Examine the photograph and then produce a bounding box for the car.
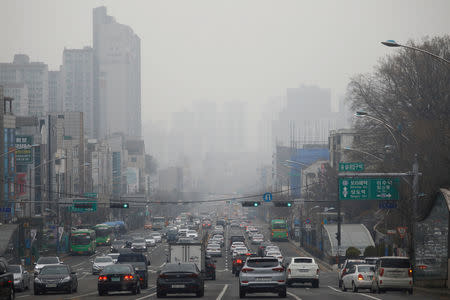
[156,263,204,298]
[34,256,62,275]
[117,252,150,288]
[257,242,274,256]
[233,247,249,258]
[364,257,379,265]
[216,219,226,226]
[206,244,222,257]
[338,259,364,288]
[131,239,148,252]
[231,222,240,228]
[251,234,264,244]
[202,221,212,229]
[34,264,78,295]
[230,235,245,247]
[266,251,283,262]
[144,223,152,230]
[92,256,114,275]
[232,254,248,276]
[107,253,120,264]
[230,242,246,253]
[0,257,14,299]
[110,240,126,253]
[283,257,319,288]
[145,237,156,247]
[371,256,413,294]
[186,230,198,239]
[8,264,30,292]
[150,232,163,243]
[239,256,287,298]
[98,264,141,296]
[342,264,374,292]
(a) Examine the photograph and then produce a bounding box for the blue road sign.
[263,193,273,202]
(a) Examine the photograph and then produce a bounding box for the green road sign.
[71,199,97,212]
[15,135,33,164]
[339,162,364,172]
[339,177,399,200]
[83,192,98,198]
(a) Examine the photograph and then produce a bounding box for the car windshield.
[381,259,410,268]
[118,254,146,263]
[272,223,286,229]
[358,265,374,272]
[40,266,68,275]
[37,257,59,264]
[95,257,113,263]
[294,258,313,263]
[162,263,196,273]
[247,258,278,268]
[7,265,21,273]
[103,265,132,274]
[267,252,281,256]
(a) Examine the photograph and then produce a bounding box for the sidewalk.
[287,239,333,272]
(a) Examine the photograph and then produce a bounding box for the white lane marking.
[65,291,98,299]
[216,283,228,300]
[287,291,302,300]
[158,263,165,268]
[327,285,342,292]
[72,262,85,268]
[136,292,156,300]
[359,294,383,300]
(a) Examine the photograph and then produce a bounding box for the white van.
[371,256,413,294]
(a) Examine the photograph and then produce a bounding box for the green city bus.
[70,229,96,255]
[93,224,113,246]
[270,219,288,241]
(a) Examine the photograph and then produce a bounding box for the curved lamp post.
[381,40,449,65]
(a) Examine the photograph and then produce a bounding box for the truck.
[168,242,214,279]
[0,257,14,300]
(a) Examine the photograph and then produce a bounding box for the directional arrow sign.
[339,177,399,200]
[263,193,272,202]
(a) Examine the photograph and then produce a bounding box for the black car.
[34,265,77,295]
[98,264,140,296]
[110,240,126,253]
[156,263,204,298]
[117,252,150,288]
[0,257,14,300]
[204,256,216,280]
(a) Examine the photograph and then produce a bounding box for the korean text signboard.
[339,177,399,201]
[339,162,364,172]
[15,135,33,164]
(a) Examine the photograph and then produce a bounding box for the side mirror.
[23,270,28,274]
[147,260,151,266]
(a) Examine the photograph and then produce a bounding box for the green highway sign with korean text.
[339,177,399,200]
[71,199,97,212]
[339,162,364,172]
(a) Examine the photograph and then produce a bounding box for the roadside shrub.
[364,245,377,257]
[346,246,361,258]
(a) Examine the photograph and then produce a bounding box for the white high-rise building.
[0,54,49,116]
[48,70,62,112]
[62,47,94,138]
[93,6,141,138]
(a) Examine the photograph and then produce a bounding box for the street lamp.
[355,111,410,144]
[381,40,450,65]
[342,146,383,162]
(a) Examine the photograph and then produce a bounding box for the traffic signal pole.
[336,192,341,266]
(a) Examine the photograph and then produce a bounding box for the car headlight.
[34,277,42,283]
[61,276,71,283]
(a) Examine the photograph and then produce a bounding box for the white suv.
[371,256,413,294]
[284,257,319,288]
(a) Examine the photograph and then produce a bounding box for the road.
[16,221,443,300]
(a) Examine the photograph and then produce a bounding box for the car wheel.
[278,287,287,298]
[239,288,246,298]
[338,279,342,288]
[312,280,319,288]
[34,289,39,296]
[196,288,204,297]
[212,273,216,280]
[156,290,166,298]
[137,283,141,294]
[407,289,413,295]
[352,282,358,293]
[342,281,347,292]
[7,287,14,300]
[376,284,381,294]
[235,271,239,277]
[132,284,138,295]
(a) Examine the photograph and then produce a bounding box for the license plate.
[46,284,57,288]
[255,277,269,281]
[111,277,120,282]
[172,284,184,288]
[299,269,309,272]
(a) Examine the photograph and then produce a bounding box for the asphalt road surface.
[16,222,444,300]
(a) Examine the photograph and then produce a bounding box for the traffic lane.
[138,282,228,300]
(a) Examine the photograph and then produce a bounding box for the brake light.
[236,259,242,264]
[358,274,364,281]
[272,267,284,272]
[124,275,134,280]
[408,269,413,277]
[343,268,347,275]
[188,273,198,278]
[98,276,107,281]
[418,265,427,270]
[159,273,168,278]
[242,280,249,283]
[288,268,291,274]
[241,268,254,273]
[278,279,285,282]
[271,232,274,236]
[379,268,384,277]
[246,253,251,256]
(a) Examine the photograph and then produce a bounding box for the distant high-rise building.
[48,70,62,113]
[62,47,94,138]
[0,54,49,116]
[0,82,29,116]
[93,6,141,138]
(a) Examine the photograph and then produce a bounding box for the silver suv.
[239,257,287,298]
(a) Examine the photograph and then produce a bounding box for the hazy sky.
[2,0,449,124]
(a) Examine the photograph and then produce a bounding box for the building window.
[131,157,137,163]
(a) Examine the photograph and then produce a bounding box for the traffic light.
[241,201,261,207]
[335,232,340,242]
[110,203,130,208]
[273,201,293,207]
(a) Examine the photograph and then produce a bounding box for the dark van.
[117,252,150,288]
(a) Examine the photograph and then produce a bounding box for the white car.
[342,264,374,292]
[264,246,280,255]
[145,237,156,247]
[34,256,62,274]
[266,251,283,262]
[92,256,114,274]
[186,230,198,239]
[284,257,319,288]
[251,236,264,245]
[206,245,222,257]
[230,242,245,253]
[371,256,413,294]
[107,253,120,264]
[232,247,249,258]
[150,232,162,243]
